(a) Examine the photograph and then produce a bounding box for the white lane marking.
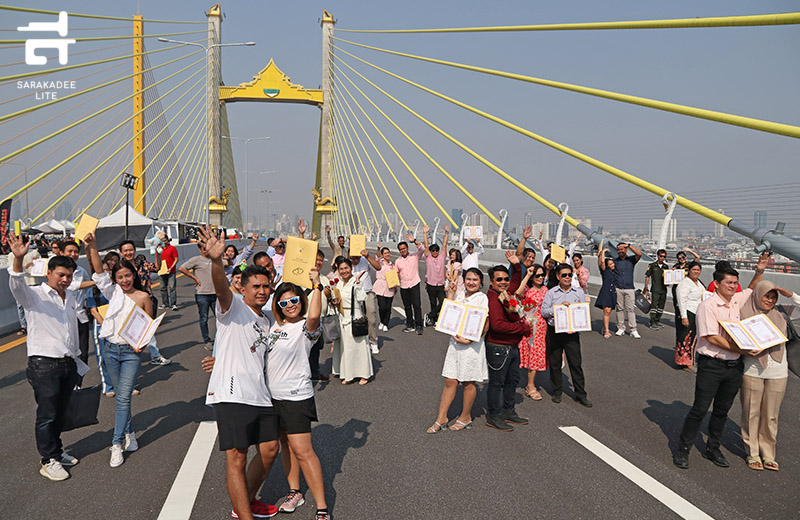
[392,306,406,318]
[158,421,218,520]
[559,426,714,520]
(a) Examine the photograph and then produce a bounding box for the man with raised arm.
[423,224,447,327]
[325,225,348,267]
[460,237,484,271]
[198,226,281,520]
[396,232,425,335]
[613,242,643,339]
[8,232,86,481]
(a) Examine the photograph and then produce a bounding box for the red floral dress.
[518,286,548,371]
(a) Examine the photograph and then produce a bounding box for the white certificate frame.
[118,305,165,351]
[554,304,570,333]
[663,269,674,286]
[436,299,466,337]
[30,258,48,277]
[461,306,489,343]
[672,269,685,284]
[742,314,788,350]
[569,302,592,332]
[719,320,761,351]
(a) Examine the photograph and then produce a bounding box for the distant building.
[451,208,463,226]
[649,218,677,242]
[715,209,725,237]
[754,211,767,229]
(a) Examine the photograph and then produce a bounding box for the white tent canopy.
[97,205,155,227]
[38,219,75,234]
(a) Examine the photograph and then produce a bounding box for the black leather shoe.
[485,415,514,431]
[551,393,562,404]
[673,447,690,469]
[501,409,529,425]
[703,447,729,468]
[574,396,593,408]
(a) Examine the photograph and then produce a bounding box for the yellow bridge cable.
[335,110,378,233]
[0,82,124,192]
[336,53,501,227]
[71,122,131,217]
[174,113,207,221]
[35,61,206,224]
[0,46,204,125]
[155,105,207,219]
[331,99,391,232]
[337,12,800,33]
[332,85,406,231]
[134,88,206,212]
[107,76,206,212]
[332,110,372,233]
[185,119,214,221]
[334,38,800,141]
[0,30,206,44]
[333,46,730,227]
[0,5,206,24]
[332,82,411,231]
[0,37,209,83]
[330,122,358,234]
[27,108,128,219]
[2,54,205,199]
[332,60,454,229]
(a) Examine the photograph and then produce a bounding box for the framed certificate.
[672,269,685,284]
[118,305,166,351]
[554,304,570,333]
[664,269,674,286]
[463,227,473,239]
[554,302,591,333]
[702,290,714,301]
[30,258,48,277]
[720,314,788,351]
[472,226,483,239]
[461,306,489,342]
[436,299,466,337]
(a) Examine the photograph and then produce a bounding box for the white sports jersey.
[266,319,321,401]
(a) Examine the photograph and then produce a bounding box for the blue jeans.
[26,356,78,463]
[104,343,141,446]
[146,337,162,360]
[17,302,27,329]
[195,293,217,343]
[92,321,113,394]
[160,272,177,306]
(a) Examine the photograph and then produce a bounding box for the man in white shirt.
[7,242,41,334]
[460,239,484,271]
[198,226,281,520]
[62,240,95,383]
[8,233,84,482]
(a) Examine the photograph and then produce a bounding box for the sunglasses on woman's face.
[277,296,300,308]
[534,273,545,278]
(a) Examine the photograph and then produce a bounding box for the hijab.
[739,280,786,368]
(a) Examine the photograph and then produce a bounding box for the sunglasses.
[494,277,509,282]
[277,296,301,308]
[560,273,574,278]
[534,273,545,278]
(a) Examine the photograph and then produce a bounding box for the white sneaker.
[40,458,69,481]
[124,432,138,452]
[615,328,626,336]
[109,445,124,467]
[370,342,379,354]
[59,452,79,466]
[381,324,389,331]
[630,331,641,339]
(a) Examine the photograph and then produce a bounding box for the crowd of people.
[6,217,799,518]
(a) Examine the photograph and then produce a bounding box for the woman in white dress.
[331,258,374,385]
[427,267,489,433]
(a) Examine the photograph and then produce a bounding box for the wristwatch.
[315,283,324,292]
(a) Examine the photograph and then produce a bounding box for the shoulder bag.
[351,287,369,337]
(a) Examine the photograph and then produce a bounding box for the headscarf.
[739,280,787,368]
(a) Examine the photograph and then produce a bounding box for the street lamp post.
[221,135,271,232]
[120,172,137,239]
[157,38,255,225]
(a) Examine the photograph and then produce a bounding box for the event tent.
[95,205,155,250]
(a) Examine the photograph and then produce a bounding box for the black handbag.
[777,305,800,377]
[62,384,101,432]
[351,287,369,337]
[635,289,651,314]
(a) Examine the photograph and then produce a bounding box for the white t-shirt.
[266,319,322,401]
[206,296,274,407]
[350,258,374,293]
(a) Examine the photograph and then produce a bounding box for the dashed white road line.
[157,421,218,520]
[392,306,406,318]
[560,426,714,520]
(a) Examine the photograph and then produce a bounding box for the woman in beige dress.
[331,258,374,385]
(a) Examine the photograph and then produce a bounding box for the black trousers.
[425,283,446,323]
[649,289,667,325]
[546,326,586,398]
[485,342,521,417]
[77,319,90,386]
[377,294,394,327]
[678,355,743,451]
[308,335,323,379]
[400,283,423,328]
[26,356,78,464]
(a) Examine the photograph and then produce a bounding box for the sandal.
[763,458,779,471]
[746,456,763,471]
[603,330,611,338]
[449,419,472,431]
[426,421,447,434]
[525,388,542,401]
[358,378,370,385]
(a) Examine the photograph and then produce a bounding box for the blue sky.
[1,1,798,235]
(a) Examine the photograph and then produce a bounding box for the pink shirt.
[424,252,446,286]
[372,260,397,297]
[395,247,423,289]
[696,288,752,360]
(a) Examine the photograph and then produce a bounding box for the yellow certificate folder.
[283,236,319,289]
[158,260,169,275]
[349,234,366,257]
[384,268,400,288]
[74,214,99,243]
[550,244,566,263]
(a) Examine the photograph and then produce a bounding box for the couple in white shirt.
[198,226,331,520]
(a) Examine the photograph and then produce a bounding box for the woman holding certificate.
[331,258,374,385]
[675,262,704,370]
[738,281,800,471]
[371,246,396,332]
[85,234,151,468]
[514,264,548,401]
[427,267,488,433]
